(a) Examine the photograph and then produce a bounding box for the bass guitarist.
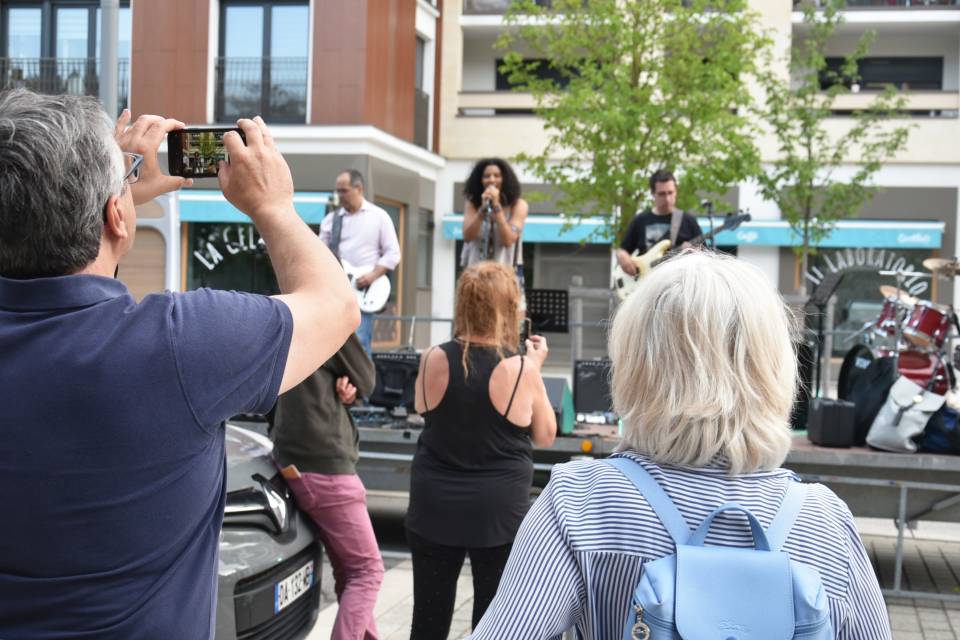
[615,170,702,278]
[320,169,401,354]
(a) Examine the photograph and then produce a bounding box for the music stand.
[805,271,845,399]
[526,288,568,333]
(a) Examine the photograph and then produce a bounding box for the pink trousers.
[287,472,384,640]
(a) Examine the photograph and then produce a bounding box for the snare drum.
[904,301,952,350]
[873,297,909,338]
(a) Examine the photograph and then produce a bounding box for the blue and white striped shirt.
[470,451,891,639]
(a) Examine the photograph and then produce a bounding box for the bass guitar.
[341,259,392,314]
[612,212,751,302]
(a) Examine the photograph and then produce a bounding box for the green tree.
[497,0,769,243]
[198,132,218,159]
[755,0,911,295]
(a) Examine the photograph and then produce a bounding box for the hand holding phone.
[167,127,245,178]
[218,117,295,220]
[115,110,191,204]
[525,334,549,369]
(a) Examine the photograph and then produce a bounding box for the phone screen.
[167,127,243,178]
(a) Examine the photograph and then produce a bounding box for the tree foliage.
[497,0,769,243]
[755,0,911,293]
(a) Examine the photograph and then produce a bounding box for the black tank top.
[405,340,534,547]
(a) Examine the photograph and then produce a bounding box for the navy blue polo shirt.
[0,274,293,639]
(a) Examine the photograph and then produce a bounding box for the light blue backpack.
[604,458,833,640]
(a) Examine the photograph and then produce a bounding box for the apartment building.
[0,0,444,349]
[4,1,960,355]
[435,0,960,357]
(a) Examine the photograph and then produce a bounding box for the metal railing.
[463,0,555,14]
[214,57,308,124]
[795,0,960,7]
[0,58,128,113]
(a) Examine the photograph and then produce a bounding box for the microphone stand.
[702,200,716,250]
[479,200,494,260]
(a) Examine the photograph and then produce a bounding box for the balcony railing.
[414,88,430,148]
[463,0,554,14]
[458,89,959,117]
[794,0,960,7]
[0,58,129,113]
[215,57,307,124]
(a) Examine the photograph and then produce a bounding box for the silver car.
[216,423,321,640]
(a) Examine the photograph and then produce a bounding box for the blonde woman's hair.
[453,261,521,377]
[609,251,798,474]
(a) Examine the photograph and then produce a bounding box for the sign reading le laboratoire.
[805,247,929,296]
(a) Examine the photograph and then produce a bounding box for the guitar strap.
[669,209,683,246]
[329,209,343,261]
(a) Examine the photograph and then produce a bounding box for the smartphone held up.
[167,127,244,178]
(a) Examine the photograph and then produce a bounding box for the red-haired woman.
[405,261,556,639]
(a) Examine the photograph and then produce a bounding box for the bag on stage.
[866,375,946,453]
[847,355,897,445]
[603,458,832,640]
[917,405,960,455]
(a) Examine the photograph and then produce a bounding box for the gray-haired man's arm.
[219,117,360,393]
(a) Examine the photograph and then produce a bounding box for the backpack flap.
[675,545,794,640]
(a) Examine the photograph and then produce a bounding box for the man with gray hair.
[0,89,359,638]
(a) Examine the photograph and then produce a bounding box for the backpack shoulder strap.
[764,480,808,552]
[603,457,692,546]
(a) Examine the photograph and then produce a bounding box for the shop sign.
[193,224,264,271]
[805,247,928,296]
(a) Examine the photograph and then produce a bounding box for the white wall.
[461,34,499,91]
[737,180,783,290]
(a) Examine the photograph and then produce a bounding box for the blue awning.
[179,190,332,224]
[441,214,944,249]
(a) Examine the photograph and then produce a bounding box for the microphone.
[482,198,494,216]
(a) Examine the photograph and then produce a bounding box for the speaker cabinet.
[369,351,420,413]
[573,358,613,415]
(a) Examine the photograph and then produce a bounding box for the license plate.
[274,560,315,614]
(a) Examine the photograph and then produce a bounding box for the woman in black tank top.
[405,262,557,639]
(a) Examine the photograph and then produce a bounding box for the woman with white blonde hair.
[469,251,891,640]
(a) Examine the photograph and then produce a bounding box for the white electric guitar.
[612,212,751,301]
[341,260,391,314]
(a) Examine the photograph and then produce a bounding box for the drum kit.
[838,258,960,400]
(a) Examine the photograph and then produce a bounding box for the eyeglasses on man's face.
[123,152,144,185]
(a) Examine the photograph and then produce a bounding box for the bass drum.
[838,344,954,399]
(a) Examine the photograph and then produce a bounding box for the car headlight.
[224,473,291,535]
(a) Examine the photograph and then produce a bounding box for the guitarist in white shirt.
[320,169,401,354]
[615,170,702,279]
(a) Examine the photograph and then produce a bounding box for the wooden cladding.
[311,0,416,141]
[130,0,209,123]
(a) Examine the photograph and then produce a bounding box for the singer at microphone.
[460,158,530,272]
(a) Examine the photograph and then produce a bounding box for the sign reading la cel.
[805,247,929,296]
[193,225,265,271]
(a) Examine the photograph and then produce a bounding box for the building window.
[216,2,309,124]
[821,57,944,91]
[1,2,130,111]
[414,36,429,148]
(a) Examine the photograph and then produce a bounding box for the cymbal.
[923,257,960,277]
[879,285,918,306]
